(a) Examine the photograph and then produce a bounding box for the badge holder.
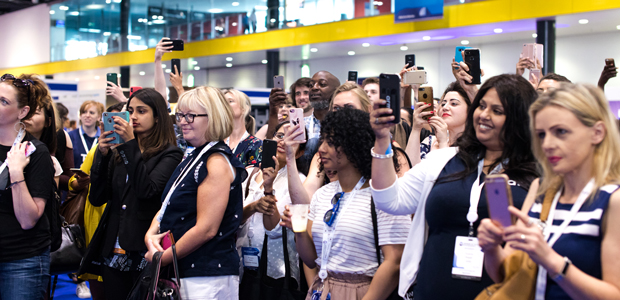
[241,230,260,269]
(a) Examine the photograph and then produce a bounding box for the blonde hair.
[329,82,371,113]
[177,86,233,141]
[224,89,251,118]
[529,83,620,197]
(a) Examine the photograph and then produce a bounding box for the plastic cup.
[289,204,309,233]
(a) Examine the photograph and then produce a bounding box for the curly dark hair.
[318,108,399,179]
[445,74,539,189]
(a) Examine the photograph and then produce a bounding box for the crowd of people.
[1,37,620,300]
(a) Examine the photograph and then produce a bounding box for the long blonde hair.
[177,86,233,142]
[529,83,620,197]
[329,82,371,113]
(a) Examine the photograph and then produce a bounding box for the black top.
[0,134,55,261]
[89,139,183,256]
[160,141,247,278]
[413,156,528,300]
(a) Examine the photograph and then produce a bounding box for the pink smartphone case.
[289,108,306,141]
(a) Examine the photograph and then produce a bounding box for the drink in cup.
[289,204,309,233]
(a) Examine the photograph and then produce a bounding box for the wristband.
[371,147,394,159]
[7,179,25,189]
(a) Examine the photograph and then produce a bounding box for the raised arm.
[154,38,173,103]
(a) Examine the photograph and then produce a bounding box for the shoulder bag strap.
[245,167,261,199]
[259,233,269,279]
[171,244,181,288]
[282,226,292,290]
[371,197,382,265]
[539,186,557,222]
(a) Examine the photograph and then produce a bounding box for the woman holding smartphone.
[223,89,262,167]
[82,88,183,300]
[370,74,539,299]
[69,100,104,168]
[478,83,620,299]
[144,86,247,299]
[0,74,55,299]
[280,108,410,300]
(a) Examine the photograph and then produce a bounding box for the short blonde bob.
[529,83,620,198]
[329,82,371,113]
[176,86,233,142]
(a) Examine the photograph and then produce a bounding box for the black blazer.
[89,139,183,255]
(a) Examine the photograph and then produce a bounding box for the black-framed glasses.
[323,192,344,227]
[1,74,32,101]
[175,112,208,123]
[273,132,285,140]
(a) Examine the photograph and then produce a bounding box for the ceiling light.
[161,63,166,68]
[152,20,165,24]
[127,35,142,40]
[302,56,308,60]
[255,5,268,10]
[461,40,470,45]
[422,36,431,41]
[232,22,237,26]
[152,15,157,19]
[532,33,538,38]
[85,4,104,9]
[165,69,171,73]
[226,63,233,67]
[139,71,145,76]
[49,10,55,14]
[362,43,370,47]
[59,5,69,10]
[616,25,620,30]
[373,1,383,5]
[348,51,355,56]
[310,48,318,52]
[94,76,100,80]
[494,28,503,33]
[68,11,79,16]
[262,59,268,64]
[118,74,121,78]
[460,0,465,2]
[208,8,223,13]
[578,19,588,24]
[103,32,111,36]
[112,0,121,3]
[157,16,163,20]
[75,78,79,81]
[226,57,233,61]
[191,61,198,65]
[232,2,240,6]
[400,45,408,51]
[270,18,276,23]
[194,66,200,70]
[105,0,110,3]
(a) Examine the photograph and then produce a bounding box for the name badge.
[452,236,484,281]
[241,247,260,269]
[311,290,331,300]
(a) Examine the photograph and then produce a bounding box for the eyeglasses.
[1,74,32,101]
[273,132,285,140]
[175,112,208,123]
[323,192,344,227]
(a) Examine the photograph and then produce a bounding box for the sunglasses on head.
[1,74,32,101]
[323,191,344,227]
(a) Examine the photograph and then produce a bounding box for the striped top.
[308,181,411,277]
[528,184,619,299]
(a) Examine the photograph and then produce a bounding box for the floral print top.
[420,135,433,160]
[234,135,262,167]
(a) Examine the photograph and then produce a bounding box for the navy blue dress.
[414,156,528,300]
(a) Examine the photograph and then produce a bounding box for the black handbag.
[127,244,182,300]
[239,227,305,300]
[50,222,87,275]
[371,198,403,300]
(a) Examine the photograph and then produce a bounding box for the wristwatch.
[264,190,275,196]
[551,256,572,282]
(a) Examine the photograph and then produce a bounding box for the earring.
[13,121,25,133]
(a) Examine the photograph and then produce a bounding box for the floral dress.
[419,135,434,160]
[234,135,262,167]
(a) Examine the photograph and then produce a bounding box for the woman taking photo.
[69,100,104,167]
[224,89,262,167]
[281,108,410,300]
[145,86,247,299]
[478,83,620,299]
[0,74,55,299]
[406,81,470,164]
[370,74,539,299]
[83,88,183,300]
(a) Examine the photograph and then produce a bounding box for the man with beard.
[267,71,340,168]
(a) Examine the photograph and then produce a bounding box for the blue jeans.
[0,249,50,300]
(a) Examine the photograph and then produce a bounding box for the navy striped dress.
[528,184,619,299]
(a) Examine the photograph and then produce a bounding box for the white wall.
[0,4,50,69]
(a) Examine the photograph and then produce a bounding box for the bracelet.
[7,179,25,189]
[370,147,394,159]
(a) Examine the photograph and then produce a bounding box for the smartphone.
[25,141,36,157]
[418,87,434,121]
[289,108,306,141]
[129,86,142,97]
[606,58,616,68]
[417,66,425,70]
[261,139,278,170]
[106,73,118,86]
[102,111,130,144]
[164,39,184,51]
[70,168,88,177]
[273,75,284,90]
[521,43,544,68]
[171,59,181,75]
[348,71,358,82]
[485,174,515,228]
[379,74,401,124]
[405,54,415,67]
[403,70,427,85]
[162,232,175,250]
[455,46,472,66]
[463,49,481,85]
[529,69,541,84]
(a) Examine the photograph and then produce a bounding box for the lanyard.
[247,166,287,247]
[318,177,366,281]
[157,141,218,223]
[79,126,98,154]
[535,179,594,300]
[0,127,26,175]
[226,131,249,153]
[467,159,505,236]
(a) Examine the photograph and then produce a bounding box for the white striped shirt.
[308,181,411,276]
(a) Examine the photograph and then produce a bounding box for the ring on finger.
[520,234,526,241]
[375,118,379,124]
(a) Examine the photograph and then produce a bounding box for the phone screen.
[463,49,481,85]
[418,87,434,120]
[171,59,181,75]
[106,73,118,86]
[379,73,401,124]
[348,71,358,82]
[261,139,278,169]
[405,54,415,67]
